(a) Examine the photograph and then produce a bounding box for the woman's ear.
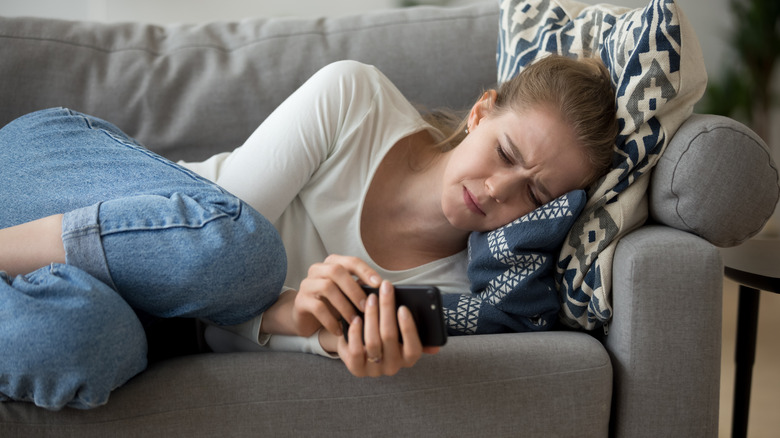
[467,90,498,131]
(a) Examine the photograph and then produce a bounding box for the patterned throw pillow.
[496,0,707,330]
[444,190,586,335]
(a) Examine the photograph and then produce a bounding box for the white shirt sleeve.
[180,60,382,224]
[204,325,339,359]
[202,289,338,359]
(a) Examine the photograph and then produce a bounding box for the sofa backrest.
[1,1,777,248]
[0,3,499,161]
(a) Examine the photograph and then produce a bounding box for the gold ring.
[367,356,382,363]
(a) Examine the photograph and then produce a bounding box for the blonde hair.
[425,54,618,187]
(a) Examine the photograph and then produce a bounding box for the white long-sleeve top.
[180,61,468,355]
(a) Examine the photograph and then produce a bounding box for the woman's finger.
[293,280,343,336]
[338,315,368,377]
[307,258,369,315]
[298,274,359,326]
[321,254,381,311]
[362,292,382,364]
[324,254,382,288]
[422,346,441,355]
[377,281,401,370]
[397,305,424,368]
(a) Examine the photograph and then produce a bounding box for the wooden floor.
[719,278,780,437]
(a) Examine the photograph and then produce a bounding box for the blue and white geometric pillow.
[497,0,707,330]
[443,190,586,335]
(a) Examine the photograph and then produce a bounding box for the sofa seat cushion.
[0,332,612,437]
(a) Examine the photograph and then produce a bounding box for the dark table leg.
[732,286,760,438]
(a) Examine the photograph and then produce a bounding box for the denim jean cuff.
[62,203,118,290]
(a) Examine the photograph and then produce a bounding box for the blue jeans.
[0,108,286,410]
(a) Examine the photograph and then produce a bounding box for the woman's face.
[441,93,593,232]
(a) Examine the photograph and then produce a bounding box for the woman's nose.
[485,173,519,204]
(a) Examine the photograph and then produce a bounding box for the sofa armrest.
[650,114,780,247]
[605,225,722,437]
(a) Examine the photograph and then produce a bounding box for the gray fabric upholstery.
[0,333,611,437]
[1,1,777,437]
[0,5,498,162]
[650,114,780,247]
[608,226,722,437]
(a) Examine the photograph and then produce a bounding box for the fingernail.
[359,298,367,311]
[367,293,377,307]
[380,281,392,295]
[398,305,410,320]
[370,275,381,286]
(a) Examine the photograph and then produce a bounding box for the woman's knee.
[228,202,288,289]
[0,265,147,410]
[99,193,287,325]
[185,201,288,323]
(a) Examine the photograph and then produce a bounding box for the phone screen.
[341,285,447,346]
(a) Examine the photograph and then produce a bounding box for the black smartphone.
[341,285,447,347]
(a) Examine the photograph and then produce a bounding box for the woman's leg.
[0,265,147,410]
[0,108,286,408]
[0,108,287,325]
[0,214,65,277]
[74,191,287,325]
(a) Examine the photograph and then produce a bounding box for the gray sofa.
[1,2,778,437]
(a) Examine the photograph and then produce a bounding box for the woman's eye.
[496,145,512,164]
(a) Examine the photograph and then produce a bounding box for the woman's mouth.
[463,187,486,216]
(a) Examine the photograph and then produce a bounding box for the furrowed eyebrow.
[503,134,521,163]
[504,133,553,203]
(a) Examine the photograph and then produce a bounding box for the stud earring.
[465,127,469,134]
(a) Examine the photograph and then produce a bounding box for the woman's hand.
[292,254,382,337]
[335,281,440,377]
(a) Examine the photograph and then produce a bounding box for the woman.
[0,55,617,409]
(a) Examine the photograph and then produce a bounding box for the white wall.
[0,0,432,21]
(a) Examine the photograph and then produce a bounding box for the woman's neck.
[361,131,468,270]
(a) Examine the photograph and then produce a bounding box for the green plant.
[702,0,780,142]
